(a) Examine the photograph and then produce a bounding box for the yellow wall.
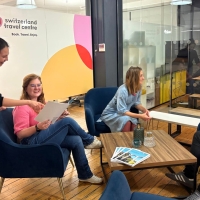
[160,70,186,104]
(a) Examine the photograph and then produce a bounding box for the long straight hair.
[125,66,142,94]
[20,74,45,104]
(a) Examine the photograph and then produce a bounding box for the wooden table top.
[190,93,200,98]
[100,130,196,171]
[169,107,200,118]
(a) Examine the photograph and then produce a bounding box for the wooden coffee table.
[100,130,197,190]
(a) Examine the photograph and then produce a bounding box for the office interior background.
[0,0,200,110]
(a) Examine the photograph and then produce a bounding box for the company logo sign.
[3,18,38,30]
[0,17,38,37]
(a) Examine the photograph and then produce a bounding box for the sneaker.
[85,136,102,149]
[165,172,194,189]
[79,175,103,184]
[185,190,200,200]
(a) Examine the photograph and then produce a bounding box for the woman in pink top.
[13,74,103,184]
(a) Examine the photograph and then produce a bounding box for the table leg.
[193,98,195,109]
[100,147,108,182]
[168,123,181,138]
[194,99,197,109]
[168,123,171,135]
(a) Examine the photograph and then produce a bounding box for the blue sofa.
[0,108,70,199]
[99,170,175,200]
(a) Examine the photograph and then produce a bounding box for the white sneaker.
[85,136,102,149]
[79,175,103,184]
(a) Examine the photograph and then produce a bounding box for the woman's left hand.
[57,110,70,120]
[145,109,150,117]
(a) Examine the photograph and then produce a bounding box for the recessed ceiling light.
[171,0,192,5]
[16,0,37,9]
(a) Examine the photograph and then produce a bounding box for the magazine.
[35,101,69,124]
[111,147,150,167]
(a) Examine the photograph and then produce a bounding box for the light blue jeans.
[21,117,94,179]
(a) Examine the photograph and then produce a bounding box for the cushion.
[94,114,111,133]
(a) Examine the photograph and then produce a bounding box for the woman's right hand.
[37,120,51,130]
[28,100,44,112]
[0,106,6,111]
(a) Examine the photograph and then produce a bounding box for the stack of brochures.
[111,147,150,167]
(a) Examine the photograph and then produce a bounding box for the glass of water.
[144,131,156,148]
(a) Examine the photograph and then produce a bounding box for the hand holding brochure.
[35,101,69,124]
[111,147,150,167]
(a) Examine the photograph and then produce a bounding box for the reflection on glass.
[123,1,200,110]
[172,39,200,95]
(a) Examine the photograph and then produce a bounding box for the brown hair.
[125,66,142,94]
[0,38,9,51]
[20,74,45,104]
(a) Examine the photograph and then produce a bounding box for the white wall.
[123,5,177,26]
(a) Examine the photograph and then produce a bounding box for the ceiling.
[0,0,198,13]
[0,0,86,13]
[0,0,144,13]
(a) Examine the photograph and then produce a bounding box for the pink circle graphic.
[0,18,3,27]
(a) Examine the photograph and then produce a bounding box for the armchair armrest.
[0,140,69,178]
[84,103,96,135]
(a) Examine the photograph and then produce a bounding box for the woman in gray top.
[101,66,151,132]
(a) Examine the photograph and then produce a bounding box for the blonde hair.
[125,66,142,94]
[20,74,45,104]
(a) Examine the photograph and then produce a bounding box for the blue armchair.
[84,87,139,136]
[0,108,70,200]
[84,87,118,136]
[100,170,175,200]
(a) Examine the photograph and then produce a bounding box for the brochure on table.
[35,101,69,124]
[111,147,150,167]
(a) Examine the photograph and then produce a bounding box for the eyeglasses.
[29,84,42,88]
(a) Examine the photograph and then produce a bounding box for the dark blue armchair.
[0,108,70,200]
[84,87,118,136]
[100,170,175,200]
[84,87,139,136]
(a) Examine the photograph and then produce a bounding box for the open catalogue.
[111,147,150,167]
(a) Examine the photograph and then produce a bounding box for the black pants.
[183,131,200,189]
[186,77,194,94]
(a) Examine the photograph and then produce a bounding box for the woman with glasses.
[0,38,43,111]
[12,74,102,184]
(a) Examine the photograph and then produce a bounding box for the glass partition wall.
[123,0,200,111]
